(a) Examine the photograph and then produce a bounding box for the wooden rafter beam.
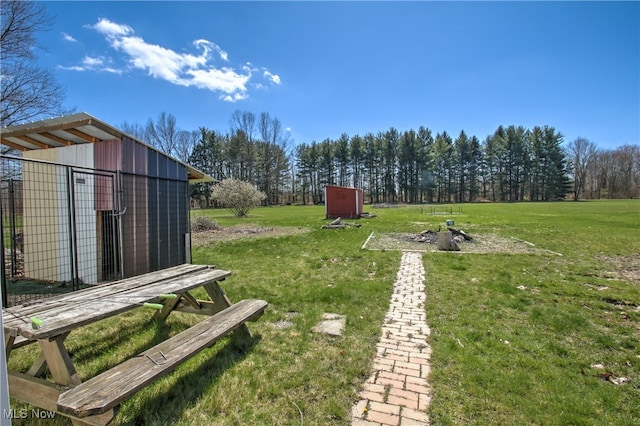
[65,128,98,143]
[41,132,72,146]
[0,139,27,151]
[17,135,51,149]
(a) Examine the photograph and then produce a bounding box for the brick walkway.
[351,251,431,425]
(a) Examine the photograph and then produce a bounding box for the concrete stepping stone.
[312,313,346,337]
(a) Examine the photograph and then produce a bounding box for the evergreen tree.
[350,135,365,189]
[335,133,351,187]
[381,128,399,202]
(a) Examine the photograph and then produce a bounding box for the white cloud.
[194,39,228,61]
[263,70,281,85]
[186,67,251,98]
[222,92,249,103]
[70,18,281,102]
[91,18,133,38]
[62,32,77,43]
[58,65,85,72]
[82,56,105,67]
[59,55,123,74]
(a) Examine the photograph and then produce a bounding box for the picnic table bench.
[3,264,267,425]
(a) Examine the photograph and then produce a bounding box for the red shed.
[325,185,364,219]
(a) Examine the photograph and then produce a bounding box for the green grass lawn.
[7,200,640,425]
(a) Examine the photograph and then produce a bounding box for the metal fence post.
[67,167,79,290]
[0,195,7,308]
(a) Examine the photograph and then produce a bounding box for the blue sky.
[37,1,639,150]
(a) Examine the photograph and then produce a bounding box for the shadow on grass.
[122,332,263,425]
[65,316,170,369]
[7,313,157,376]
[67,314,221,375]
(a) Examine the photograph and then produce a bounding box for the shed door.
[70,169,120,285]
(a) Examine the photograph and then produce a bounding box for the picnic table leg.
[27,351,48,377]
[4,333,15,360]
[38,335,81,386]
[7,335,113,425]
[180,291,202,310]
[203,282,252,341]
[153,294,182,321]
[9,372,115,426]
[203,281,233,312]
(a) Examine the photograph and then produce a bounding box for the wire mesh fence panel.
[2,154,189,308]
[2,157,71,306]
[1,156,118,307]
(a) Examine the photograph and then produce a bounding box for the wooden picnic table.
[3,264,267,425]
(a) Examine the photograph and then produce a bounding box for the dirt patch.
[363,231,559,255]
[597,254,640,285]
[191,224,310,246]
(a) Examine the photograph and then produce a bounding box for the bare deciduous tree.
[229,110,257,181]
[567,137,598,201]
[1,0,68,128]
[119,120,146,141]
[230,109,256,143]
[121,113,195,162]
[257,112,291,205]
[145,112,178,157]
[174,130,199,164]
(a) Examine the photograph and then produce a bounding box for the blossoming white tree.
[211,178,266,217]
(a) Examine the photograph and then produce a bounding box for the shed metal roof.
[0,112,213,182]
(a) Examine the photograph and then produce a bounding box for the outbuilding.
[0,113,211,290]
[324,185,363,219]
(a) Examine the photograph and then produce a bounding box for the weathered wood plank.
[6,268,231,340]
[152,292,182,321]
[57,299,268,418]
[204,282,251,337]
[8,372,115,426]
[180,291,202,309]
[203,282,233,314]
[26,351,48,377]
[2,264,209,327]
[12,335,34,348]
[39,334,81,386]
[4,333,15,360]
[173,300,218,316]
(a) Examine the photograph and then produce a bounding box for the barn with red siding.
[324,185,363,219]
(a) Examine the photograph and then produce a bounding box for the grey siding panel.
[147,177,159,271]
[134,142,147,176]
[121,138,135,174]
[147,150,158,178]
[167,159,177,180]
[134,174,149,275]
[158,155,168,179]
[166,180,185,266]
[157,178,170,269]
[176,181,188,264]
[120,174,135,278]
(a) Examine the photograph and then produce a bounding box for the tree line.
[131,111,638,207]
[295,125,572,204]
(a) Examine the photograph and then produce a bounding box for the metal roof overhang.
[0,112,213,183]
